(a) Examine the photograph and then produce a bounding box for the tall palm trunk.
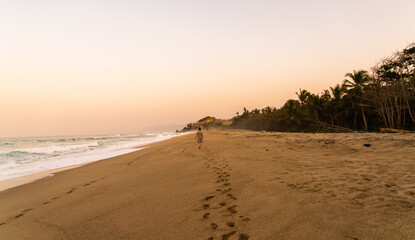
[361,105,368,131]
[353,111,357,129]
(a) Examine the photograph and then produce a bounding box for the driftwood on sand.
[380,128,414,133]
[313,121,354,133]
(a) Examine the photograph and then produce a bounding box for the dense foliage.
[182,42,415,132]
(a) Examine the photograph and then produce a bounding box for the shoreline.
[1,130,414,239]
[0,164,83,193]
[0,132,190,193]
[0,148,143,193]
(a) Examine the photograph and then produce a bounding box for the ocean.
[0,132,183,181]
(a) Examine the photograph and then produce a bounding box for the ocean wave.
[0,141,101,157]
[0,151,43,164]
[0,132,183,181]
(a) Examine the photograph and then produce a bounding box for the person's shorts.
[197,138,203,143]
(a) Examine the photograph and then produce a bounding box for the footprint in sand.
[10,209,33,220]
[239,233,250,240]
[211,223,218,230]
[222,231,236,240]
[227,205,237,214]
[205,195,215,201]
[22,208,33,213]
[200,157,251,239]
[227,193,237,200]
[67,188,77,194]
[405,191,415,196]
[239,216,251,222]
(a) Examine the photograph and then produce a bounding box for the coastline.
[0,132,189,193]
[0,147,145,193]
[0,130,414,239]
[0,165,82,193]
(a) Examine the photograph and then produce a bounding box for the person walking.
[195,127,204,149]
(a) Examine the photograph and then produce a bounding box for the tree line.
[182,42,415,132]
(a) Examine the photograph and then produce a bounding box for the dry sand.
[0,130,414,239]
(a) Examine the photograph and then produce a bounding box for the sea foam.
[0,133,184,181]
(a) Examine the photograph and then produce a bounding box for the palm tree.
[280,99,303,130]
[306,94,327,122]
[330,84,347,102]
[344,70,370,131]
[329,84,347,125]
[296,89,310,106]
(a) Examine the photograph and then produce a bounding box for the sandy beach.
[0,130,414,239]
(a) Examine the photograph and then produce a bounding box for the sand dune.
[0,130,414,239]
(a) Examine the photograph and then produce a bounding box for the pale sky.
[1,0,415,137]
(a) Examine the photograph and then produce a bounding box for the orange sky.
[1,1,415,137]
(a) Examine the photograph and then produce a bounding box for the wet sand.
[0,130,414,239]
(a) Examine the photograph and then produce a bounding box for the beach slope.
[0,130,414,239]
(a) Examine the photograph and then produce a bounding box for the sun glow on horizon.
[1,0,415,137]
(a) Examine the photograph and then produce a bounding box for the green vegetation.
[179,116,232,132]
[181,42,415,132]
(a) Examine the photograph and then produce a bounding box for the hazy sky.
[1,0,415,137]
